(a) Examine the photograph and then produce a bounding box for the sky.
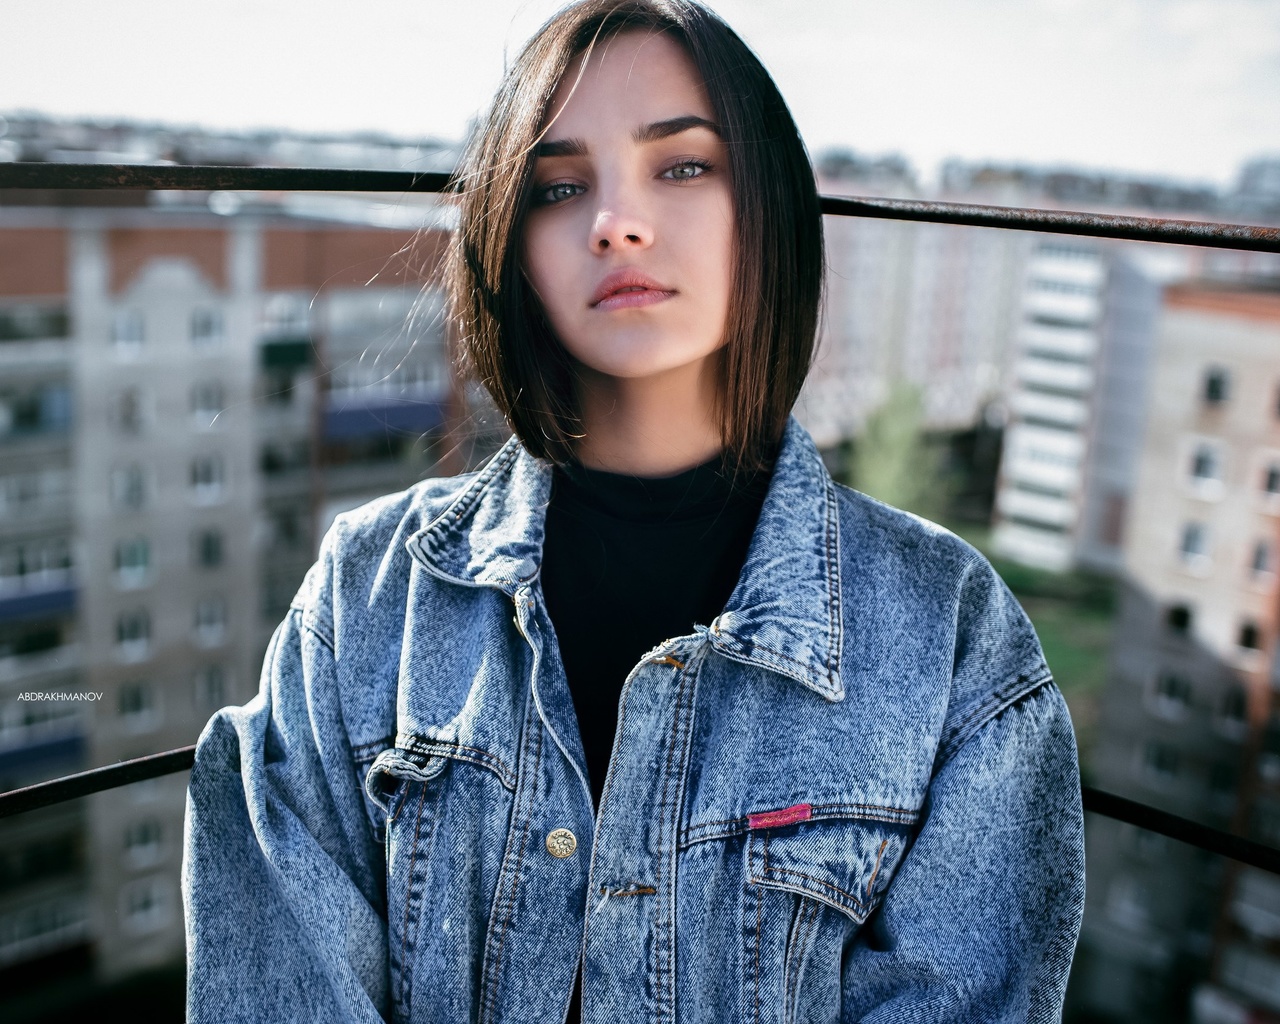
[4,0,1279,188]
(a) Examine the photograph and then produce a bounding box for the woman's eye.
[662,160,711,181]
[533,181,583,205]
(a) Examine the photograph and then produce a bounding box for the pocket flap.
[364,748,448,813]
[747,817,910,924]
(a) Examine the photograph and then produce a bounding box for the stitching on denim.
[298,608,335,654]
[753,882,763,1024]
[481,716,540,1024]
[866,838,890,900]
[679,802,918,848]
[798,898,821,1016]
[822,474,843,683]
[938,669,1054,768]
[351,734,396,761]
[653,657,697,1024]
[423,437,520,541]
[396,782,429,1015]
[781,896,802,1021]
[396,736,518,792]
[785,898,818,1023]
[759,865,870,912]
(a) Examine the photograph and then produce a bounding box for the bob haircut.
[446,0,824,475]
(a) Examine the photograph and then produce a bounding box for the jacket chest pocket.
[743,815,912,1024]
[363,744,515,1024]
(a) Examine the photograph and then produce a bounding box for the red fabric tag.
[747,803,812,830]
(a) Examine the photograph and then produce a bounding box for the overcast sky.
[5,0,1279,187]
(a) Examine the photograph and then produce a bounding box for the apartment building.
[801,162,1033,451]
[1071,283,1280,1022]
[0,195,454,994]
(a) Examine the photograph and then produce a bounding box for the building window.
[0,899,87,959]
[115,610,151,661]
[193,530,223,568]
[1166,604,1193,635]
[115,388,144,433]
[191,381,225,426]
[121,877,171,935]
[1179,522,1210,568]
[191,308,224,348]
[190,456,225,503]
[1210,762,1239,799]
[1239,621,1262,651]
[118,680,158,731]
[124,819,163,867]
[1203,366,1230,405]
[195,596,227,645]
[1218,686,1249,741]
[1190,443,1221,483]
[113,537,150,588]
[267,506,305,550]
[1106,876,1152,930]
[262,369,296,406]
[111,309,144,350]
[110,464,146,509]
[0,538,72,593]
[1253,540,1275,578]
[1150,672,1192,719]
[194,663,229,712]
[1265,463,1280,497]
[1142,742,1180,783]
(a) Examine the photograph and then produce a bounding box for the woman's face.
[521,30,734,390]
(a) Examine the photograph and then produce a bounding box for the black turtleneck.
[541,449,772,808]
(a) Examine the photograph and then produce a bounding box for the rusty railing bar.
[1082,786,1280,875]
[3,745,1280,875]
[1,163,1278,254]
[0,745,195,819]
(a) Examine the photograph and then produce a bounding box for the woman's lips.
[589,270,675,310]
[592,286,675,311]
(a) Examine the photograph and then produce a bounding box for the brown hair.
[445,0,824,474]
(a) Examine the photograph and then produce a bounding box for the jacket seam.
[678,803,919,849]
[395,736,518,792]
[296,606,335,654]
[936,667,1055,770]
[418,437,522,547]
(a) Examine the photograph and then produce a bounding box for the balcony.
[1016,355,1096,394]
[1024,289,1102,327]
[1009,389,1090,427]
[1,158,1278,1024]
[1020,322,1098,360]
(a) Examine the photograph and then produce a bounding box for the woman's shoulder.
[829,481,997,592]
[828,482,1055,756]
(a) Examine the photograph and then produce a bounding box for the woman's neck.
[571,356,724,477]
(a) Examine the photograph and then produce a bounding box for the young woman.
[182,2,1085,1022]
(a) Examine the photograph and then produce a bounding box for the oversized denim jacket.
[182,415,1085,1024]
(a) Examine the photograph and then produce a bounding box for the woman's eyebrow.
[534,115,722,159]
[633,115,722,144]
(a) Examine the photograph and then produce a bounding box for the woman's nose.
[589,195,653,252]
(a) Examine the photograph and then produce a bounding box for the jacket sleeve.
[840,678,1085,1023]
[839,545,1086,1022]
[182,569,390,1023]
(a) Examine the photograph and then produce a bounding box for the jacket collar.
[407,415,844,702]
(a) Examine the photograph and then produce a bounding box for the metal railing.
[3,161,1280,881]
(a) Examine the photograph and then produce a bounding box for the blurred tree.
[848,381,951,522]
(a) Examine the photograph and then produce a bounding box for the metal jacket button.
[546,828,577,858]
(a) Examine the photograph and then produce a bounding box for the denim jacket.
[182,414,1084,1024]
